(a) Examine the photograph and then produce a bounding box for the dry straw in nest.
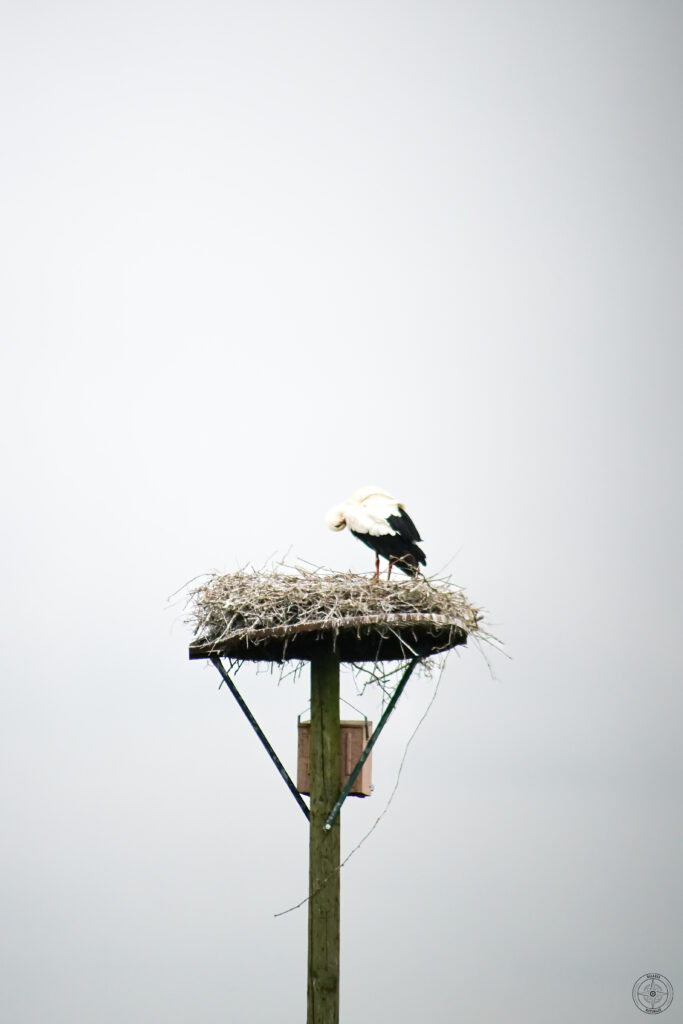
[186,566,483,662]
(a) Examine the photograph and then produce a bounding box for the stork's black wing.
[387,508,422,543]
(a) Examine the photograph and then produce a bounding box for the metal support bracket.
[210,655,310,822]
[323,657,421,832]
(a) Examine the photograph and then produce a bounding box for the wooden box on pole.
[297,720,373,798]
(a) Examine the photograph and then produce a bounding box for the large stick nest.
[187,567,482,663]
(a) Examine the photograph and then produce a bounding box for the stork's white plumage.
[325,487,426,578]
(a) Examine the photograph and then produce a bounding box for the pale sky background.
[1,2,682,1022]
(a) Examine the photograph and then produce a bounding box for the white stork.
[325,486,426,579]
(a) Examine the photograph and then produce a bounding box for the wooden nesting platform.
[187,570,480,664]
[189,613,469,662]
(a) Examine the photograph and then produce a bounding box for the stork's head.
[325,505,347,532]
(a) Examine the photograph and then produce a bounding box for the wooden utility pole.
[190,572,475,1022]
[307,650,341,1024]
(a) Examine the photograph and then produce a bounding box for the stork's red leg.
[375,555,380,580]
[387,558,393,581]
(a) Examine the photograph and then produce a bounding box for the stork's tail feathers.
[393,546,427,577]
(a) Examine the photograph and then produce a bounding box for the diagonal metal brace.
[210,655,310,822]
[323,657,421,832]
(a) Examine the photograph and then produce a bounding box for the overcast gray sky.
[2,2,682,1021]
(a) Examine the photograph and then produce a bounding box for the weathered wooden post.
[307,651,341,1024]
[187,569,481,1024]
